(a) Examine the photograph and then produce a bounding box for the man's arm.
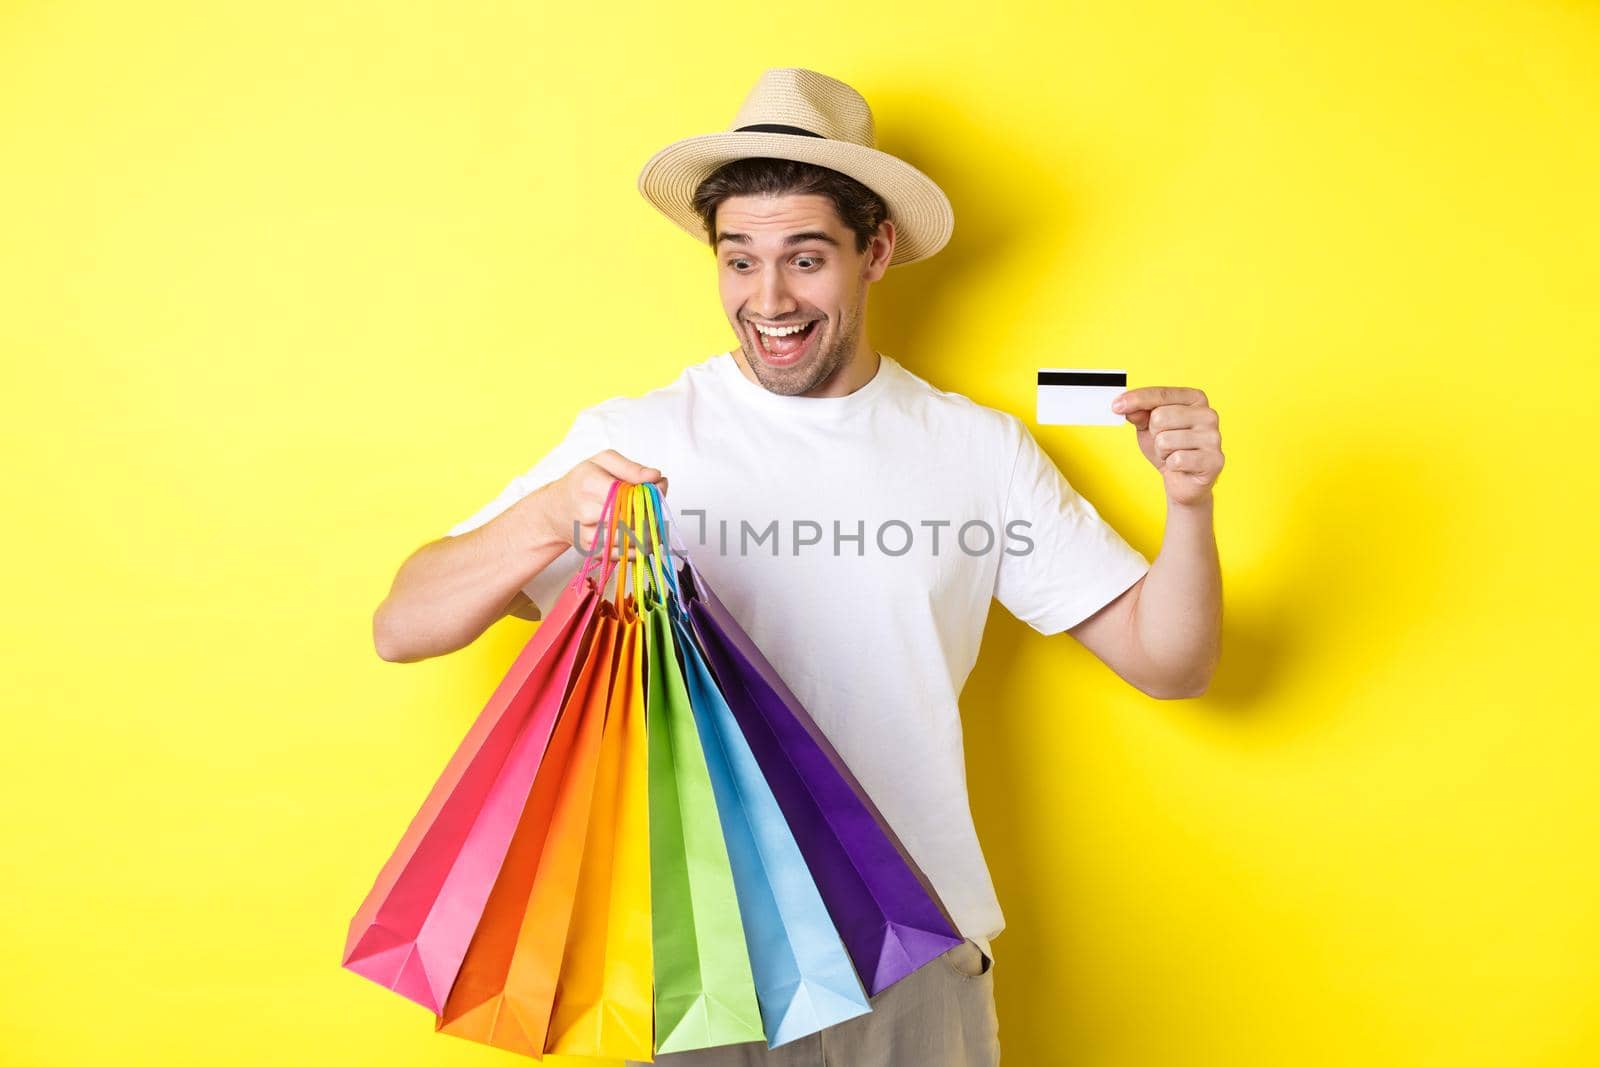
[371,490,569,663]
[372,450,664,663]
[1067,496,1222,699]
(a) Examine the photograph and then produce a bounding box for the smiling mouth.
[748,318,822,365]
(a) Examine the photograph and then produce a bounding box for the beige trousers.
[626,938,1000,1067]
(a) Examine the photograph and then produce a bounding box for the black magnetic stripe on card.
[1038,371,1128,387]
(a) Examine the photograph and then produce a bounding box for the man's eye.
[728,259,751,271]
[794,256,821,269]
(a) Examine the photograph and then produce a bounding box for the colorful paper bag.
[632,484,870,1046]
[664,498,965,996]
[673,609,873,1045]
[342,482,621,1013]
[435,488,635,1054]
[542,502,654,1060]
[639,489,766,1054]
[435,607,618,1053]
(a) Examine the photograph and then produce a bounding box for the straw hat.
[637,68,954,267]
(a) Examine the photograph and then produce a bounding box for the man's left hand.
[1110,387,1224,507]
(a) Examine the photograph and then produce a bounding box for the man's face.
[714,192,891,396]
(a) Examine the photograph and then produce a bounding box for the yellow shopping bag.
[545,483,654,1058]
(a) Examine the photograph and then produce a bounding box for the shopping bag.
[629,486,870,1047]
[671,608,872,1044]
[639,489,765,1054]
[342,481,623,1013]
[435,487,635,1055]
[657,485,965,996]
[435,607,619,1053]
[542,496,654,1060]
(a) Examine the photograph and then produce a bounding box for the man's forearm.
[1132,495,1222,697]
[372,487,566,663]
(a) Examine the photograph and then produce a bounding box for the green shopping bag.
[639,489,765,1055]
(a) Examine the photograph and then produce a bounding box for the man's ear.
[862,219,895,282]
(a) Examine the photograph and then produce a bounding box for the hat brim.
[637,131,954,267]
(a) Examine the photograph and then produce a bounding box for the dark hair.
[690,157,890,255]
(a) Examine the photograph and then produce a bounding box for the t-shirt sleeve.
[444,408,613,615]
[992,419,1152,635]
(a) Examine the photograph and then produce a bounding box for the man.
[373,67,1224,1066]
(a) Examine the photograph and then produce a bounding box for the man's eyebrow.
[715,230,841,248]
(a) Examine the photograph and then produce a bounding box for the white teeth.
[753,321,811,337]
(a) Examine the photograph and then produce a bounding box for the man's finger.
[1111,387,1208,414]
[589,449,663,484]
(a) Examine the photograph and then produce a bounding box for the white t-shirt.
[446,351,1152,961]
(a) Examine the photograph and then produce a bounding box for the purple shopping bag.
[678,562,964,995]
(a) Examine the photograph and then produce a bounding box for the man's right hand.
[534,450,668,557]
[374,450,668,662]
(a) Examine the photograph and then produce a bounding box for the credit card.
[1037,369,1128,426]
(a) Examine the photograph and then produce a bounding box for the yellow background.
[3,1,1596,1064]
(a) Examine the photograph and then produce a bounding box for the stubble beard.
[740,295,864,397]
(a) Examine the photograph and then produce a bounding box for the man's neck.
[732,340,881,399]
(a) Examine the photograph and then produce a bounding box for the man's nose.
[752,265,799,319]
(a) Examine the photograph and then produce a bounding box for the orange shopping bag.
[342,481,622,1014]
[435,484,645,1057]
[543,483,654,1058]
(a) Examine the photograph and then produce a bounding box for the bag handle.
[638,480,676,606]
[574,478,624,590]
[626,481,671,612]
[626,481,653,613]
[574,479,690,611]
[642,482,697,600]
[614,481,636,613]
